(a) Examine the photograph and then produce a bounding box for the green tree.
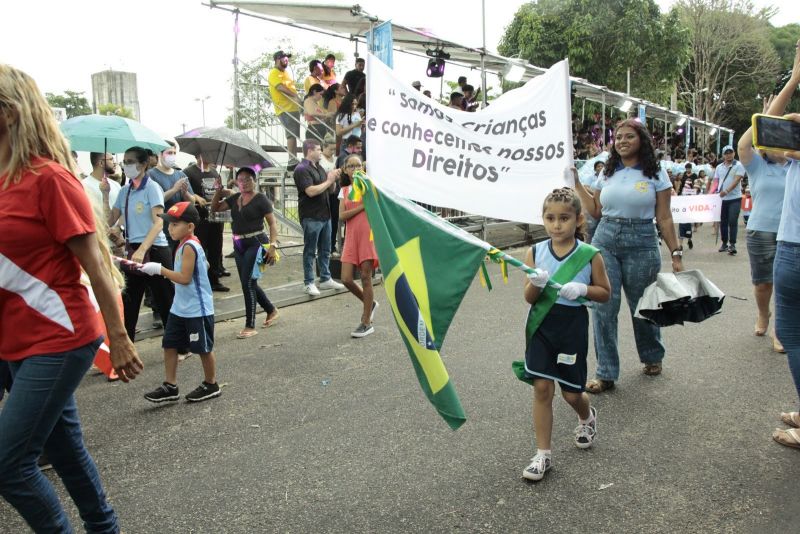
[45,90,91,118]
[97,103,134,118]
[675,0,780,136]
[769,23,800,114]
[498,0,690,105]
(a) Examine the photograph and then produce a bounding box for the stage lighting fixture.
[677,116,687,126]
[427,58,445,77]
[425,48,450,78]
[619,99,633,112]
[709,127,717,135]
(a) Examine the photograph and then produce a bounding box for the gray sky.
[1,0,797,142]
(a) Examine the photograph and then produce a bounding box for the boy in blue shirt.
[138,202,220,403]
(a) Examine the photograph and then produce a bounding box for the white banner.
[670,194,722,223]
[366,54,572,224]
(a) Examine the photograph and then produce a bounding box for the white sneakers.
[304,283,321,296]
[305,279,344,296]
[318,279,345,290]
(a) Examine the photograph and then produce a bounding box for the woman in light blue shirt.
[109,146,174,341]
[573,119,684,392]
[761,42,800,451]
[737,104,788,352]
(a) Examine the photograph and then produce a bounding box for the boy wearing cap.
[139,202,221,403]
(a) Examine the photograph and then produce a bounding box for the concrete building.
[91,69,140,120]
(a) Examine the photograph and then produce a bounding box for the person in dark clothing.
[183,156,229,292]
[211,167,279,338]
[293,139,346,296]
[342,57,365,94]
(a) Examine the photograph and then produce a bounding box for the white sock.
[579,409,595,425]
[536,449,551,457]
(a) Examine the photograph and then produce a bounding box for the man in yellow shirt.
[268,50,302,167]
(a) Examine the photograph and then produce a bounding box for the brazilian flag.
[351,175,491,430]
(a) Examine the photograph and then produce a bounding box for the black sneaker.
[185,381,221,402]
[718,243,728,252]
[687,238,693,250]
[144,382,179,403]
[211,283,230,292]
[728,245,737,255]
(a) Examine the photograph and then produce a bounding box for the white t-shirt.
[337,110,362,139]
[319,155,336,173]
[82,175,121,212]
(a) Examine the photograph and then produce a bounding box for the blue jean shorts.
[746,230,777,285]
[162,314,214,354]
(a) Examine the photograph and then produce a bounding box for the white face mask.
[162,154,177,168]
[122,163,140,179]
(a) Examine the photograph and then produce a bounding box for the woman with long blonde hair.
[0,64,142,532]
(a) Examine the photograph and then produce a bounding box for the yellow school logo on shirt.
[135,201,145,214]
[634,181,649,193]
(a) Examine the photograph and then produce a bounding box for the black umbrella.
[634,269,725,327]
[175,126,274,169]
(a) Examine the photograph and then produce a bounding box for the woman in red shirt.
[0,64,142,532]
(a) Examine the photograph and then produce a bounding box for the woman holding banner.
[0,64,142,532]
[572,119,683,393]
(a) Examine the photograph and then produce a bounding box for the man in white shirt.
[82,152,121,215]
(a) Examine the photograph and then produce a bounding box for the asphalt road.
[1,225,798,533]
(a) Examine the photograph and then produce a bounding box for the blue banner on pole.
[638,104,646,123]
[728,131,733,147]
[686,120,691,146]
[369,21,394,68]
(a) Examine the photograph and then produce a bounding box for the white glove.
[138,262,163,276]
[527,269,549,288]
[559,282,588,300]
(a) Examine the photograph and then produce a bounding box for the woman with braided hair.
[572,119,683,393]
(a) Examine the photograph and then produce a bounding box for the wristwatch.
[671,247,683,258]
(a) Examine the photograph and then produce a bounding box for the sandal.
[236,329,258,339]
[772,427,800,449]
[780,412,800,428]
[754,313,770,336]
[643,363,662,376]
[263,311,279,328]
[586,379,614,394]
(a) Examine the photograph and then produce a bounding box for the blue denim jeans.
[774,241,800,408]
[233,236,275,329]
[719,198,741,246]
[301,217,332,285]
[0,338,119,533]
[591,217,665,381]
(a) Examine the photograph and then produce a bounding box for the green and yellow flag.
[351,174,493,430]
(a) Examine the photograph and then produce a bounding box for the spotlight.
[676,128,684,134]
[427,58,445,78]
[709,127,717,135]
[677,116,687,126]
[619,99,633,112]
[502,62,525,83]
[425,48,449,78]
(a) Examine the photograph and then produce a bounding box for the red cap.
[160,201,200,224]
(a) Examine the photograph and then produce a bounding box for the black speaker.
[427,58,445,78]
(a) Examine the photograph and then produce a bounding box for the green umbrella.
[60,114,169,154]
